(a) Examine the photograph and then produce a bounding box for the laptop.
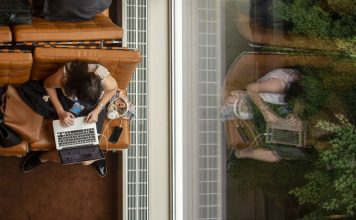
[266,122,307,147]
[52,116,104,164]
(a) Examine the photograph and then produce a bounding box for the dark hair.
[284,65,304,103]
[62,60,103,108]
[285,68,330,119]
[285,80,303,103]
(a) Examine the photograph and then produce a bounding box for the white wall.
[148,0,170,220]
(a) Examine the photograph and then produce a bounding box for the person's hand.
[86,109,100,123]
[58,110,75,127]
[284,114,303,129]
[271,114,303,130]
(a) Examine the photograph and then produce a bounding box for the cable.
[97,133,109,152]
[241,133,267,152]
[98,118,123,152]
[98,119,113,152]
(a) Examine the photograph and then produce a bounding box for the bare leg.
[39,150,60,163]
[235,148,281,163]
[39,151,97,166]
[81,160,95,166]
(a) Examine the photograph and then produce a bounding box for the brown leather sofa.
[0,47,141,156]
[0,7,122,47]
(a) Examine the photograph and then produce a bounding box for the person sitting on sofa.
[33,0,112,21]
[21,60,118,177]
[234,68,304,162]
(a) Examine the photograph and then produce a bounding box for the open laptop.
[52,116,104,164]
[266,122,307,147]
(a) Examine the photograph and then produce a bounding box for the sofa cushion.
[32,47,141,89]
[0,26,11,43]
[0,51,32,86]
[13,14,123,43]
[0,141,28,156]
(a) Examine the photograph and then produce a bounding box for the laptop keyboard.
[57,128,96,148]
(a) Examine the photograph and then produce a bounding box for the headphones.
[106,96,129,120]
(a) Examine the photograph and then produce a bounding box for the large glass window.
[173,0,356,219]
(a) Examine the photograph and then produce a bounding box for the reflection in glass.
[224,0,355,219]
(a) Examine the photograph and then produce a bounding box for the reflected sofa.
[235,12,345,52]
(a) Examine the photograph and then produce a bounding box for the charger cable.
[98,118,123,151]
[241,133,267,152]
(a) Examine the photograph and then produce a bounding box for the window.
[172,0,356,219]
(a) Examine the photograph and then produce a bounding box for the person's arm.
[247,79,302,128]
[246,80,283,124]
[44,67,75,126]
[86,74,118,123]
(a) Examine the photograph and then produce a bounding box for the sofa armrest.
[0,141,28,156]
[99,118,130,150]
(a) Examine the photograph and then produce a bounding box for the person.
[33,0,112,21]
[21,61,118,177]
[233,68,304,162]
[236,0,290,30]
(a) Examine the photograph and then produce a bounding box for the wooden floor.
[0,152,121,220]
[227,174,286,220]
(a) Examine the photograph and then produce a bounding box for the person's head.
[285,79,303,102]
[283,66,302,103]
[62,60,103,108]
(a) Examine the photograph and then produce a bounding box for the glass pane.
[175,0,356,219]
[224,0,356,219]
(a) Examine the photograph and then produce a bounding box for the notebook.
[52,116,104,164]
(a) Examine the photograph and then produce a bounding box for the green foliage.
[326,0,356,13]
[335,39,356,56]
[251,102,266,134]
[277,0,356,39]
[229,157,313,202]
[290,114,356,218]
[288,67,330,119]
[339,88,356,122]
[323,71,356,93]
[277,0,331,37]
[322,70,356,122]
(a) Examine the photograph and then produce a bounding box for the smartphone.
[109,126,123,143]
[69,102,85,115]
